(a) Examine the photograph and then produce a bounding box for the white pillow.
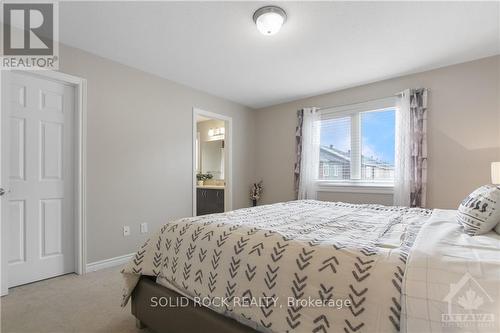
[456,185,500,235]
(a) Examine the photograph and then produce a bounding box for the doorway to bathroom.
[192,108,232,216]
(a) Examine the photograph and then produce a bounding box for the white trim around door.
[192,107,233,217]
[0,70,87,296]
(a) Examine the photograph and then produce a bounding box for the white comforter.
[403,209,500,333]
[122,200,432,333]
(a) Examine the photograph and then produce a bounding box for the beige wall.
[59,45,255,263]
[255,56,500,209]
[57,45,499,263]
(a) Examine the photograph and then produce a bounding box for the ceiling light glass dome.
[253,6,287,36]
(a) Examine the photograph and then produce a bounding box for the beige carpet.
[1,266,146,333]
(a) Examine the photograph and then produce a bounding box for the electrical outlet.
[123,226,131,236]
[140,222,148,234]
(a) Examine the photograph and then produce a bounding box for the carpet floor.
[1,266,146,333]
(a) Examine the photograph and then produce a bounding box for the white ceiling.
[59,1,500,109]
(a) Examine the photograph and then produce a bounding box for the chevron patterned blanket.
[121,200,432,333]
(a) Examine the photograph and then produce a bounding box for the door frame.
[0,70,87,295]
[192,107,233,216]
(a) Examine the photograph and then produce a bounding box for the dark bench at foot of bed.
[131,276,258,333]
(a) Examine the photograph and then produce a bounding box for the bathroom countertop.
[196,185,225,190]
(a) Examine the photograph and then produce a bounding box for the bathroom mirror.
[200,139,224,180]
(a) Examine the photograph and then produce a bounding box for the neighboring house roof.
[320,146,349,164]
[320,145,393,169]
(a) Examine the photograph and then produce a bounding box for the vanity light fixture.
[253,6,287,36]
[208,127,225,138]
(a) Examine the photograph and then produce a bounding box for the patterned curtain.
[409,89,428,207]
[394,88,428,207]
[294,110,304,199]
[294,108,320,200]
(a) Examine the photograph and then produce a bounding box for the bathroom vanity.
[196,186,224,216]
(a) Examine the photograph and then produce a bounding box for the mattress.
[402,209,500,333]
[122,200,433,332]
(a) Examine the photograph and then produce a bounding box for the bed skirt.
[131,276,258,333]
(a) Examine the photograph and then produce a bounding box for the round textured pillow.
[456,185,500,235]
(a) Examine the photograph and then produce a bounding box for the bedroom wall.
[255,55,500,209]
[59,44,256,263]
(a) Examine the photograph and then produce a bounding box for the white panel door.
[3,72,75,287]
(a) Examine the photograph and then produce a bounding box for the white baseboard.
[86,253,135,273]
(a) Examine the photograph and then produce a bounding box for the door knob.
[0,188,6,196]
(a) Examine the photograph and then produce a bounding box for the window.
[318,98,396,186]
[318,116,351,180]
[360,109,395,182]
[322,164,329,177]
[333,164,340,177]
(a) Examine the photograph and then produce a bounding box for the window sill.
[316,182,394,194]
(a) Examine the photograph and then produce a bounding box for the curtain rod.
[316,94,400,111]
[315,88,429,111]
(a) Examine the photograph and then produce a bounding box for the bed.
[121,200,500,333]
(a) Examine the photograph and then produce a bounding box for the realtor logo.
[441,273,496,329]
[1,1,59,69]
[3,3,53,55]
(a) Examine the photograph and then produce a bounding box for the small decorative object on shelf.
[250,181,263,207]
[196,173,213,186]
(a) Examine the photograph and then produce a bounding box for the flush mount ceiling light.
[253,6,287,36]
